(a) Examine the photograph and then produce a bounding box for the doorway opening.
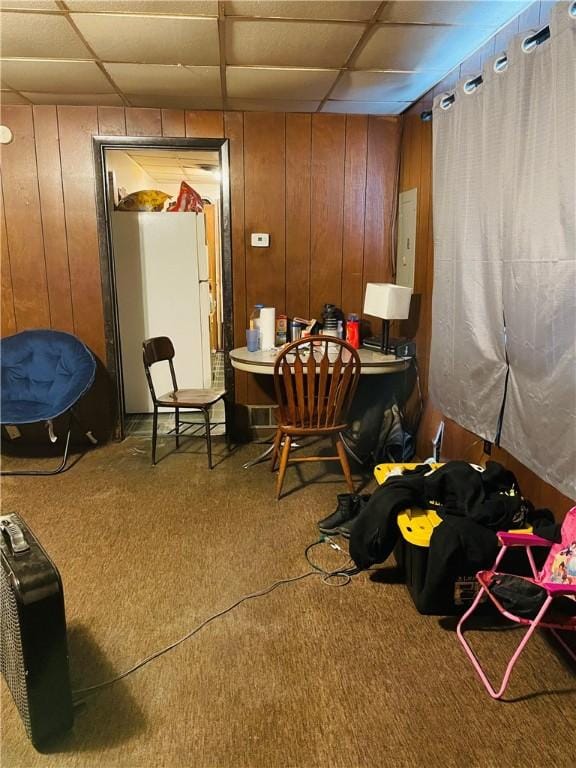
[93,137,233,440]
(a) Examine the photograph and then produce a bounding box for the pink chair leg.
[457,594,554,699]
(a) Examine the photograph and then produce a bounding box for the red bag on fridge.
[167,181,204,213]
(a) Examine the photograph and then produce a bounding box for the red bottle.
[346,314,360,349]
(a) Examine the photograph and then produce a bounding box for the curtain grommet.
[440,94,455,110]
[494,55,508,73]
[463,75,483,94]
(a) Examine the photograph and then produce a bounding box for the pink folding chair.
[457,506,576,699]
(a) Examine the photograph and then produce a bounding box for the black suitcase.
[0,513,74,749]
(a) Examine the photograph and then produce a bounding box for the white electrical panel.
[251,233,270,247]
[396,188,417,289]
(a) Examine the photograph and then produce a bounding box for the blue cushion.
[1,330,96,425]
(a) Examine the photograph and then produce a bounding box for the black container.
[0,513,73,749]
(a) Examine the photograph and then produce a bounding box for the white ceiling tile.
[105,63,221,103]
[379,1,531,27]
[66,1,218,13]
[226,19,364,67]
[224,1,380,21]
[321,100,409,115]
[0,59,115,93]
[0,12,93,58]
[227,67,338,100]
[71,14,219,65]
[332,70,441,102]
[354,24,495,71]
[23,91,124,105]
[0,1,60,10]
[0,90,30,104]
[226,98,320,112]
[126,94,223,109]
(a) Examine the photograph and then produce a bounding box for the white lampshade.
[363,283,412,320]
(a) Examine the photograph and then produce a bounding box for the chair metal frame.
[457,522,576,699]
[271,335,361,499]
[142,337,228,469]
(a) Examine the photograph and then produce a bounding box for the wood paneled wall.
[0,105,401,411]
[399,1,575,519]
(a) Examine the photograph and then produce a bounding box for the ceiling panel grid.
[0,0,534,113]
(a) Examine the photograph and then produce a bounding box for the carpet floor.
[1,436,575,768]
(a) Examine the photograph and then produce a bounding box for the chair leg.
[151,406,158,465]
[203,408,213,469]
[223,395,232,451]
[175,407,180,449]
[457,590,554,699]
[276,435,291,499]
[271,428,282,472]
[335,437,354,493]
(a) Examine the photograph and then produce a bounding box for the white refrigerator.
[112,211,212,413]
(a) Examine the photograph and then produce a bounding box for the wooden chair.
[142,336,227,469]
[272,336,361,499]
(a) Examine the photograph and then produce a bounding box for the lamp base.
[362,337,414,356]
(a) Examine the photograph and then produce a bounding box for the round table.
[230,346,410,375]
[230,346,411,468]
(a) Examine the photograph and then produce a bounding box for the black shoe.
[335,494,370,538]
[318,494,356,534]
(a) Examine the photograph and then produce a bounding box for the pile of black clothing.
[349,461,559,610]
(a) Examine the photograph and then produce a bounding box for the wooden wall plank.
[285,113,311,320]
[341,114,368,317]
[310,113,345,319]
[0,106,50,329]
[185,110,224,138]
[243,111,286,405]
[57,106,106,361]
[0,179,17,336]
[243,112,286,314]
[33,106,74,333]
[363,117,401,313]
[97,106,126,135]
[125,108,162,137]
[161,109,185,137]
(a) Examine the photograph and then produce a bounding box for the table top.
[229,346,410,375]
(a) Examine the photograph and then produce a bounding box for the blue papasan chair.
[1,329,97,475]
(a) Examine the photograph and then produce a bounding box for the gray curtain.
[430,2,576,500]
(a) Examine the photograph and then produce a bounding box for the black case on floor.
[0,513,73,749]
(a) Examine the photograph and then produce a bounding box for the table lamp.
[363,283,412,354]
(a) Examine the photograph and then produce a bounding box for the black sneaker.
[318,494,357,534]
[335,494,370,538]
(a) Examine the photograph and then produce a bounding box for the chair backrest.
[142,336,178,401]
[273,336,361,431]
[540,506,576,586]
[1,329,96,423]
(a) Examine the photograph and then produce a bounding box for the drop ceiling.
[119,148,221,186]
[0,0,534,114]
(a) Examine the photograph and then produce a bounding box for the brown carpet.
[1,437,575,768]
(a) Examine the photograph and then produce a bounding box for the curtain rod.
[419,23,551,121]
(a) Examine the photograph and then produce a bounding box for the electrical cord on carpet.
[72,538,358,702]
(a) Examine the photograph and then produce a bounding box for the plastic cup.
[246,328,259,352]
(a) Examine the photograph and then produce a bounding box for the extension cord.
[320,535,346,554]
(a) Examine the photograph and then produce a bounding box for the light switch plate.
[251,233,270,247]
